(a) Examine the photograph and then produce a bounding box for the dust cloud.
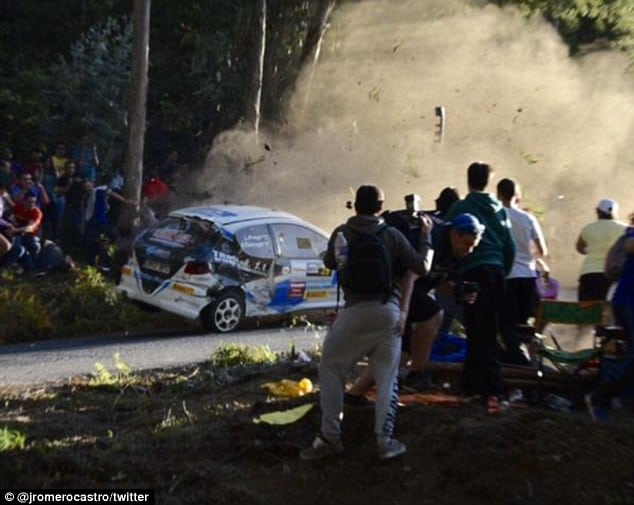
[197,0,634,287]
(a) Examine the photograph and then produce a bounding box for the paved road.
[0,325,326,387]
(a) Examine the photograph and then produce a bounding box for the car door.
[232,222,276,314]
[269,223,336,311]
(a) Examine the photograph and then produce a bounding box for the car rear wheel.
[201,290,244,333]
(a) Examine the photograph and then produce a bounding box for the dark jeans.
[462,265,506,398]
[500,277,538,363]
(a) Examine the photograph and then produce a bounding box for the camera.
[403,194,427,229]
[455,280,480,302]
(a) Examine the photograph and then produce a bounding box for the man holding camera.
[446,162,516,413]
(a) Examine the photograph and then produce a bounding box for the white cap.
[597,198,618,216]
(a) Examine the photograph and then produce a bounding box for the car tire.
[201,290,245,333]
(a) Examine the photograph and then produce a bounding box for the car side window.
[235,224,275,259]
[271,224,327,259]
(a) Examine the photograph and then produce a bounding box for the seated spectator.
[10,172,50,208]
[11,190,44,261]
[0,182,17,266]
[36,239,75,275]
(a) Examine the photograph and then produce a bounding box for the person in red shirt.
[12,190,43,262]
[141,170,170,217]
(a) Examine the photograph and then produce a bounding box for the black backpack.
[343,226,393,300]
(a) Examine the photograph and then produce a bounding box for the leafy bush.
[210,344,278,369]
[0,267,192,344]
[0,427,26,451]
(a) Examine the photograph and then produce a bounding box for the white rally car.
[117,205,338,332]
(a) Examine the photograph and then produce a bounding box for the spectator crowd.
[0,138,186,277]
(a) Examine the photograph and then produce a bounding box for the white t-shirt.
[507,205,546,279]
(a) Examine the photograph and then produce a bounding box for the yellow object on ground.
[260,378,313,397]
[253,403,314,425]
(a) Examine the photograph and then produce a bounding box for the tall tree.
[298,0,336,69]
[245,0,267,140]
[124,0,151,208]
[296,0,336,111]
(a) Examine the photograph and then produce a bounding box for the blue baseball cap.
[448,213,485,235]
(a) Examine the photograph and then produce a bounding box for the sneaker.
[378,438,407,460]
[344,392,373,407]
[584,394,607,423]
[401,370,440,393]
[300,436,343,460]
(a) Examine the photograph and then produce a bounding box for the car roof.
[168,204,308,227]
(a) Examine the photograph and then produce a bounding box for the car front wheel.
[201,290,244,333]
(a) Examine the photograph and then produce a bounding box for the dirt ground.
[1,358,634,505]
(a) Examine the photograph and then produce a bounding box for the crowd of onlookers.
[0,138,189,277]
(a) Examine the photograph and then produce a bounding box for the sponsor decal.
[289,282,306,298]
[306,262,331,277]
[212,250,271,275]
[196,207,238,218]
[145,246,171,259]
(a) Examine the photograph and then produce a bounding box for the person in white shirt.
[576,198,627,301]
[497,178,548,365]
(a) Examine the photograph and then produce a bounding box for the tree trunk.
[245,0,267,140]
[299,0,335,70]
[124,0,151,208]
[296,0,335,111]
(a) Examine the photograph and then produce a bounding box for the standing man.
[300,185,434,461]
[575,198,627,301]
[497,178,548,365]
[446,162,515,412]
[344,213,486,400]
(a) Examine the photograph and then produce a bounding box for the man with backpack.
[344,212,487,401]
[300,185,434,461]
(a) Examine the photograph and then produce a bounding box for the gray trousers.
[319,299,401,440]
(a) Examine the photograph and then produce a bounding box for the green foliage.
[41,16,133,175]
[0,267,192,343]
[493,0,634,57]
[0,427,26,451]
[89,352,134,387]
[0,283,55,342]
[210,344,278,369]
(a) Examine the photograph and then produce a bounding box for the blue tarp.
[430,332,467,363]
